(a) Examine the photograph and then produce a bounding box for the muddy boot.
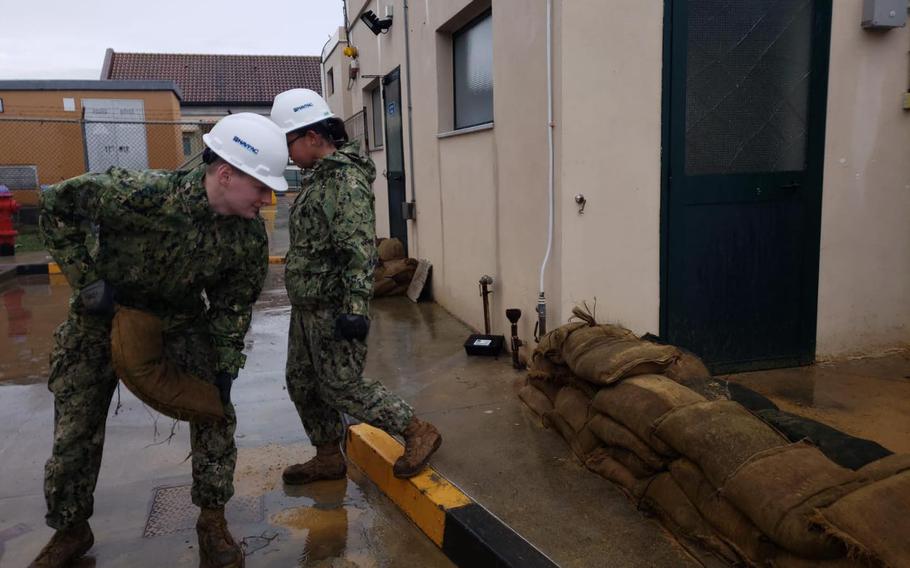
[28,521,94,568]
[282,442,347,485]
[393,417,442,478]
[196,507,244,568]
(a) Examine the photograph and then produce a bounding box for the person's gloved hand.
[334,314,370,341]
[214,372,236,405]
[80,279,116,316]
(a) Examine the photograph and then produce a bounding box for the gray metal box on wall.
[862,0,907,29]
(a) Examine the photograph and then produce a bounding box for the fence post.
[80,107,90,172]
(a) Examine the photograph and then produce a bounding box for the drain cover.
[144,484,264,538]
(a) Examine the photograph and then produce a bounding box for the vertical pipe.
[537,0,555,339]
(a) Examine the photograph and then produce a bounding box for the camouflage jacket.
[286,141,377,316]
[39,166,268,375]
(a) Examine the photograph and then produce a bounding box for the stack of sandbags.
[373,238,418,297]
[518,310,909,567]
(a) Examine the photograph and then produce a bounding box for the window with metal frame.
[326,68,335,96]
[370,86,384,148]
[453,10,493,129]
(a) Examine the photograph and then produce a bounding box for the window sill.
[437,122,494,139]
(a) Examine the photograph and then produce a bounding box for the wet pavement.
[0,268,453,568]
[2,196,908,566]
[723,353,910,454]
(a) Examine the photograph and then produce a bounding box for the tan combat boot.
[196,507,244,568]
[393,417,442,478]
[282,442,347,485]
[28,521,94,568]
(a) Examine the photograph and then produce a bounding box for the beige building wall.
[557,0,664,337]
[334,0,910,359]
[816,2,910,356]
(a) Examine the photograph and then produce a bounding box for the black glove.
[214,372,236,405]
[334,314,370,341]
[80,279,116,316]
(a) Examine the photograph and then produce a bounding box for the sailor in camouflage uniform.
[30,113,288,568]
[270,89,442,484]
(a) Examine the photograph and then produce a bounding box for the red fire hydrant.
[0,185,21,256]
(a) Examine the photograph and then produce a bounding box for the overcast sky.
[0,0,344,80]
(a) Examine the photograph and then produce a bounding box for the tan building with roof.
[101,49,322,168]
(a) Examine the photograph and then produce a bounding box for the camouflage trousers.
[44,311,236,530]
[286,305,413,445]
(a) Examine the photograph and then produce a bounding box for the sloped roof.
[103,50,321,105]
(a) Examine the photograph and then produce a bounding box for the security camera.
[360,10,393,35]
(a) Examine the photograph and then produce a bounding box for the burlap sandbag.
[533,321,587,366]
[723,443,857,559]
[110,307,224,423]
[588,413,667,471]
[593,374,706,456]
[602,446,658,479]
[373,258,418,297]
[377,237,405,261]
[856,453,910,481]
[554,386,594,433]
[670,458,779,566]
[811,464,910,567]
[584,448,651,499]
[642,473,741,564]
[527,374,562,404]
[654,400,788,488]
[663,347,712,383]
[566,336,679,386]
[545,411,601,460]
[518,384,554,420]
[561,323,636,362]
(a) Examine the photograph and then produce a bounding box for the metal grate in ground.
[143,484,264,538]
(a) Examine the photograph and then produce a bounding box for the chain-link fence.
[0,117,218,206]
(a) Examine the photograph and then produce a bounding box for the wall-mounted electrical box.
[862,0,907,29]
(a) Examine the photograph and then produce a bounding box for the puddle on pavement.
[0,274,71,385]
[726,355,910,454]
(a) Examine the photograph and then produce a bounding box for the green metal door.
[660,0,832,373]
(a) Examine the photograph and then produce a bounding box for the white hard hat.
[203,113,289,192]
[270,88,335,134]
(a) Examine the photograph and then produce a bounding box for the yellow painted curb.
[48,262,61,275]
[346,424,471,547]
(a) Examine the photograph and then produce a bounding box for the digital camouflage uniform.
[285,141,413,445]
[39,165,268,530]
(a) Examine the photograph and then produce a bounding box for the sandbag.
[561,324,636,362]
[812,470,910,568]
[722,443,857,559]
[642,473,741,564]
[518,384,553,420]
[670,459,779,566]
[377,237,405,261]
[602,446,657,479]
[856,453,910,481]
[663,347,711,383]
[755,409,892,471]
[587,413,667,471]
[654,400,787,488]
[373,258,418,297]
[533,322,587,366]
[110,307,224,423]
[544,411,601,460]
[554,386,594,433]
[566,337,678,386]
[584,448,651,499]
[527,374,562,404]
[593,374,706,456]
